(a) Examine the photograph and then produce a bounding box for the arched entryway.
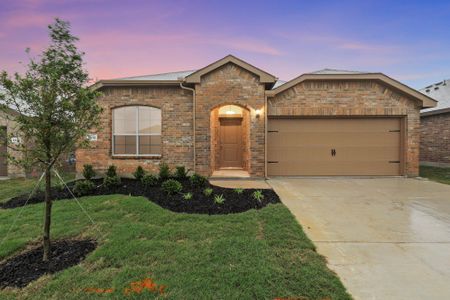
[210,104,250,175]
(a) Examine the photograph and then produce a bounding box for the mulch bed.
[1,178,280,214]
[0,239,96,289]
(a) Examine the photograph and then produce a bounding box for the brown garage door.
[0,127,7,177]
[267,118,402,176]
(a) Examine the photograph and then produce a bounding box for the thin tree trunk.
[43,167,52,262]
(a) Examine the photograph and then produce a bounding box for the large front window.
[113,106,161,156]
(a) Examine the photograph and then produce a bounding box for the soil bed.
[1,178,280,214]
[0,239,96,289]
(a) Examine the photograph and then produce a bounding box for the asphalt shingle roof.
[420,79,450,112]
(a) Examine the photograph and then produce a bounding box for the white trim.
[112,106,161,156]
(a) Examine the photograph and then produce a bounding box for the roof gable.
[184,55,277,84]
[266,73,437,109]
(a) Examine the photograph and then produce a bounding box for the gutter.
[180,82,196,173]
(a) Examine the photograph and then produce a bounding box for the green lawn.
[0,192,351,299]
[420,165,450,185]
[0,172,75,204]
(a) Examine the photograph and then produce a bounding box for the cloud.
[209,37,282,56]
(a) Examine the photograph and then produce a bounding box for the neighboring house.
[420,79,450,167]
[0,108,25,178]
[76,55,436,178]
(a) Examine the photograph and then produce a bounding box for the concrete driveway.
[268,178,450,300]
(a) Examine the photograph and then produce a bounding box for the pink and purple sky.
[1,0,449,88]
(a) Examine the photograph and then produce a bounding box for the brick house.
[0,108,25,178]
[76,55,436,178]
[420,80,450,167]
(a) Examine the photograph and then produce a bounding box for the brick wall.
[0,111,25,178]
[420,112,450,166]
[76,86,194,175]
[268,80,421,176]
[194,63,265,177]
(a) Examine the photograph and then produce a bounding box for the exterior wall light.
[255,109,261,118]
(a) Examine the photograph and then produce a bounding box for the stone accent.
[268,80,421,176]
[194,63,265,177]
[76,86,194,175]
[420,112,450,166]
[0,111,25,178]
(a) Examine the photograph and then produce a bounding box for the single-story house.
[76,55,436,178]
[0,107,25,178]
[420,79,450,167]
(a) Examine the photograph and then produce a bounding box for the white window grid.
[112,106,161,157]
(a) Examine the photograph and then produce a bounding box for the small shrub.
[190,173,207,187]
[82,164,96,180]
[159,162,171,180]
[175,165,188,179]
[252,190,264,203]
[233,188,244,194]
[142,174,158,187]
[203,187,213,197]
[104,165,120,187]
[214,194,225,204]
[161,179,182,195]
[73,180,95,196]
[104,175,121,188]
[106,165,118,177]
[133,166,145,181]
[182,192,193,200]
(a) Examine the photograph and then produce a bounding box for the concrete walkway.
[269,178,450,300]
[209,179,271,189]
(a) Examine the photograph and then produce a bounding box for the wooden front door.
[0,127,7,177]
[219,118,243,168]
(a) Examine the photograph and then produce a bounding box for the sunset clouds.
[1,0,449,88]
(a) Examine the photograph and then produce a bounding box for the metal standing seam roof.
[114,70,196,81]
[307,68,368,75]
[420,79,450,113]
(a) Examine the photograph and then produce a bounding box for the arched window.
[112,106,161,156]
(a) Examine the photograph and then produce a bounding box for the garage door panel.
[269,161,399,176]
[269,132,399,147]
[267,118,402,176]
[269,118,400,133]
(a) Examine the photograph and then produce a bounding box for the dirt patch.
[1,178,281,214]
[0,239,96,289]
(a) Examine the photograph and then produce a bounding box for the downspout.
[264,93,268,179]
[180,82,196,173]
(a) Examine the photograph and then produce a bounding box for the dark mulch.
[1,178,280,214]
[0,239,96,289]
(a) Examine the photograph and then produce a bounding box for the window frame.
[112,105,161,157]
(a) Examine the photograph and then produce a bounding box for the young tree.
[0,19,102,261]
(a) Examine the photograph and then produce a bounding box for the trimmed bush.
[106,165,118,177]
[133,166,145,181]
[82,164,95,181]
[190,173,207,187]
[142,174,158,187]
[161,179,182,195]
[159,162,171,180]
[73,180,95,196]
[104,165,121,187]
[175,165,188,179]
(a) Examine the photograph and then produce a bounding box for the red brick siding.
[420,112,450,165]
[268,80,421,176]
[194,63,265,177]
[76,86,193,175]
